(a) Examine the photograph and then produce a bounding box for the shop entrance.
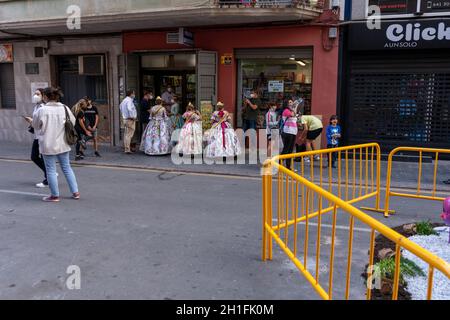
[141,70,196,112]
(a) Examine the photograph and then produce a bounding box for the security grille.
[347,52,450,149]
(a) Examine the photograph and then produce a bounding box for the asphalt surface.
[0,159,445,300]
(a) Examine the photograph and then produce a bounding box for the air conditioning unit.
[78,55,104,76]
[167,32,180,44]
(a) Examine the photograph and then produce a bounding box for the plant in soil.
[415,221,438,236]
[375,256,426,286]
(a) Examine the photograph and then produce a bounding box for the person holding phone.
[243,90,261,132]
[24,89,48,188]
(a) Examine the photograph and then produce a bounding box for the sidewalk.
[1,141,449,192]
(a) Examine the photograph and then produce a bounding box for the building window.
[0,63,16,109]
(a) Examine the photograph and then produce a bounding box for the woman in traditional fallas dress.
[175,103,203,156]
[205,102,241,158]
[140,96,172,155]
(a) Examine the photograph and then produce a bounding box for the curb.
[1,156,449,193]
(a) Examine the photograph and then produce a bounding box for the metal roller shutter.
[0,63,16,109]
[346,51,450,149]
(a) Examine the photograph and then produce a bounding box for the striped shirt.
[282,109,298,136]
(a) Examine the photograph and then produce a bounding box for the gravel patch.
[403,227,450,300]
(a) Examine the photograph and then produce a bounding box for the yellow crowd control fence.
[384,147,450,217]
[262,144,450,300]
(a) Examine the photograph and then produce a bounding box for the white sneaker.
[36,182,47,188]
[303,157,311,163]
[313,155,321,161]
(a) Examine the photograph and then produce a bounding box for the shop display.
[240,59,313,128]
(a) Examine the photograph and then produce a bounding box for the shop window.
[238,58,313,128]
[0,63,16,109]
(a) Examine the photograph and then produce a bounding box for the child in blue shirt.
[326,115,342,168]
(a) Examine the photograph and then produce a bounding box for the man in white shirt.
[120,90,137,154]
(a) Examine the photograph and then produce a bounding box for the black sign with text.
[349,19,450,50]
[421,0,450,12]
[368,0,417,15]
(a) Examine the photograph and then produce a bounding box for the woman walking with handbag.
[32,87,80,202]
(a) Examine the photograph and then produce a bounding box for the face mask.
[32,95,42,104]
[250,94,255,99]
[149,95,154,100]
[168,89,172,93]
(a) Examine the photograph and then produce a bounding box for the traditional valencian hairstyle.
[186,102,195,112]
[216,101,224,110]
[155,96,163,104]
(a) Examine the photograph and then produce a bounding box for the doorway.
[55,54,111,143]
[141,70,196,112]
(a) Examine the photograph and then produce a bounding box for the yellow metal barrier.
[277,143,383,214]
[384,147,450,217]
[262,144,450,300]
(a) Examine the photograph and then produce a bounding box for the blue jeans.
[243,119,257,132]
[43,152,79,197]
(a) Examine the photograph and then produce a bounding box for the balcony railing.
[214,0,325,10]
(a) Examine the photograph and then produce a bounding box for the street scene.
[0,0,449,307]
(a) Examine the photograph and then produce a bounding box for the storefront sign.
[368,0,450,16]
[0,44,13,63]
[179,28,194,47]
[268,80,284,93]
[221,54,233,65]
[349,20,450,50]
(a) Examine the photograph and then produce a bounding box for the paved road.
[0,159,444,300]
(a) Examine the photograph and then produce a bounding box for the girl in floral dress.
[140,97,172,155]
[205,102,241,158]
[175,103,203,156]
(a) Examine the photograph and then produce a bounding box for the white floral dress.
[175,111,203,155]
[204,111,241,158]
[140,105,172,155]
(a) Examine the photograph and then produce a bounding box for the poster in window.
[268,80,284,93]
[200,100,213,131]
[0,44,13,63]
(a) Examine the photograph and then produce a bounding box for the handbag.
[63,105,78,145]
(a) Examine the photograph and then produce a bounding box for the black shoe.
[444,179,450,185]
[75,155,83,161]
[95,151,101,157]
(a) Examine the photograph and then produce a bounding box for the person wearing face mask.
[120,90,138,154]
[162,85,174,107]
[243,90,261,132]
[25,89,48,188]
